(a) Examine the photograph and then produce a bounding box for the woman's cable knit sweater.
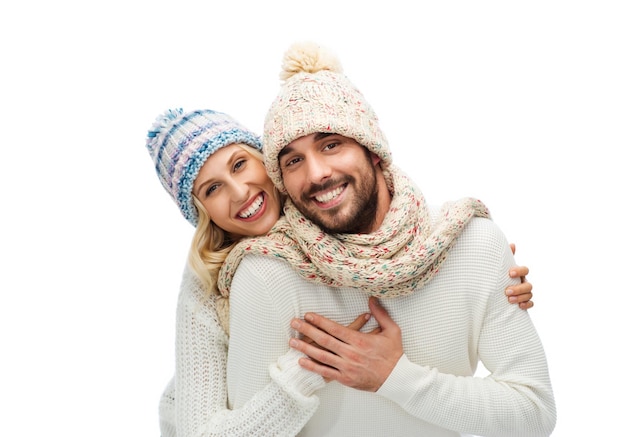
[159,265,326,437]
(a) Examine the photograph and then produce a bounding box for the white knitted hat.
[263,42,392,192]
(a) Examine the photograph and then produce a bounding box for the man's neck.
[369,170,392,232]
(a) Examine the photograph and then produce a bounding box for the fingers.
[508,265,532,309]
[506,281,534,310]
[368,297,399,335]
[290,302,404,392]
[518,300,535,310]
[506,280,532,296]
[346,312,371,331]
[290,316,349,359]
[300,335,316,345]
[297,312,361,345]
[509,243,517,255]
[366,326,382,335]
[508,292,533,304]
[289,320,345,369]
[302,312,372,347]
[509,265,529,279]
[297,355,340,381]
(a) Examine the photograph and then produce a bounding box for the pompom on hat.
[263,41,392,192]
[145,108,262,226]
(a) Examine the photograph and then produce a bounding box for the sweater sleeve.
[171,265,323,437]
[376,221,557,437]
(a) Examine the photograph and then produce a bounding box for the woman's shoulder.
[177,264,226,331]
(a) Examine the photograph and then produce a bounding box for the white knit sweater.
[159,214,556,436]
[226,217,556,437]
[159,265,326,437]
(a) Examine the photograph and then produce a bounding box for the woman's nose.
[229,179,250,202]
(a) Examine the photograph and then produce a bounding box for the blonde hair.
[186,144,282,333]
[188,197,235,296]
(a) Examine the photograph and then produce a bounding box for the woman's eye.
[233,159,246,171]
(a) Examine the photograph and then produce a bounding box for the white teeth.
[315,186,343,203]
[239,194,264,218]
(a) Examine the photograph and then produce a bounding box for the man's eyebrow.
[278,144,292,159]
[278,132,335,159]
[314,132,334,141]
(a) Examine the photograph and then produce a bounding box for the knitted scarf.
[217,165,490,300]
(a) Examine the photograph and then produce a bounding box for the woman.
[146,108,534,436]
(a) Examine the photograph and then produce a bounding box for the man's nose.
[305,156,332,184]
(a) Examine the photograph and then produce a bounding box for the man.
[223,42,556,436]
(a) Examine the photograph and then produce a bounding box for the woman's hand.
[508,243,534,310]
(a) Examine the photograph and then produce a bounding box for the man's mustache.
[301,177,352,200]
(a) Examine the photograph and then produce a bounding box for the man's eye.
[324,142,338,151]
[282,157,300,168]
[205,184,218,196]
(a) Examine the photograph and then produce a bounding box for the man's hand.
[300,312,377,349]
[508,243,534,310]
[289,297,403,392]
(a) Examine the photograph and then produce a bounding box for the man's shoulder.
[448,215,512,280]
[464,214,506,240]
[238,253,297,270]
[230,254,323,312]
[234,254,310,288]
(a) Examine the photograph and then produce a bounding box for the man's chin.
[303,212,342,233]
[315,217,357,234]
[294,203,364,233]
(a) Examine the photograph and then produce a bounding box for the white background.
[1,1,624,435]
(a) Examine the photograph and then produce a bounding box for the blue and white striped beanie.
[145,108,262,226]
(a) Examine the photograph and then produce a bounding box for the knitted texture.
[145,108,262,226]
[218,166,490,298]
[263,41,392,192]
[226,218,556,436]
[159,265,322,437]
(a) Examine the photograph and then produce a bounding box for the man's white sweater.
[226,217,556,436]
[160,215,556,436]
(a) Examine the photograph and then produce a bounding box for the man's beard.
[290,162,379,234]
